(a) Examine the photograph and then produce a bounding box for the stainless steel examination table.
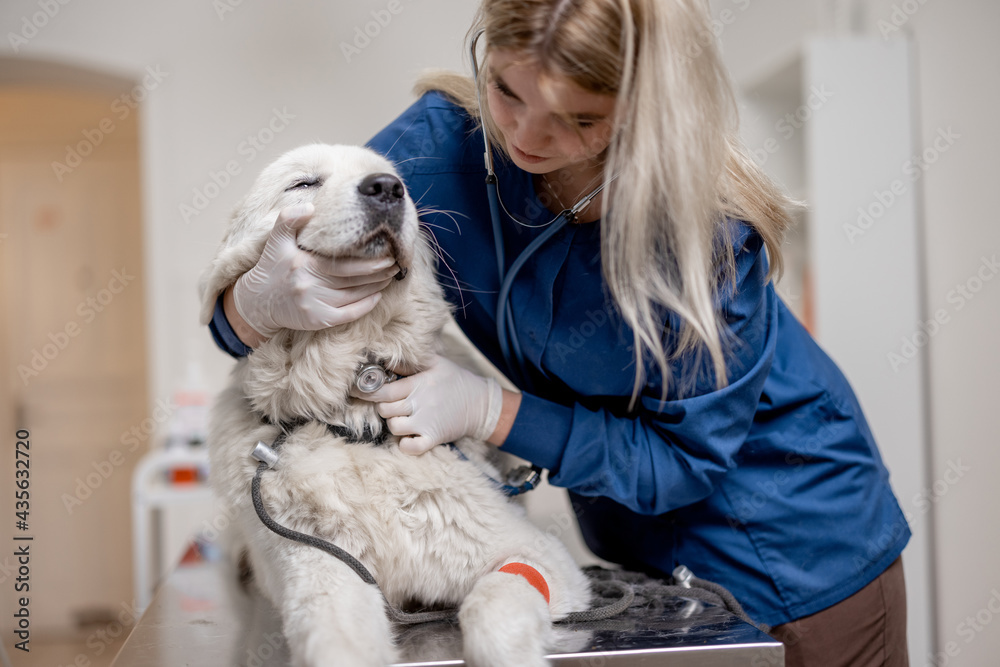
[112,548,784,666]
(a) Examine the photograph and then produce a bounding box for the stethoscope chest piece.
[355,364,397,394]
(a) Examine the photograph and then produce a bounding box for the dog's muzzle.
[359,172,405,231]
[356,172,409,272]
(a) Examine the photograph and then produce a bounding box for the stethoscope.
[469,29,616,389]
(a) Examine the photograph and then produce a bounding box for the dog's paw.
[289,623,399,667]
[459,571,552,667]
[281,575,398,667]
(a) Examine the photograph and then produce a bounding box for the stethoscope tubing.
[485,175,528,386]
[492,193,571,390]
[471,28,600,390]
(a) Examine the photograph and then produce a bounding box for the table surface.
[112,548,784,666]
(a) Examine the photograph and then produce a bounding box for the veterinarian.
[207,0,909,663]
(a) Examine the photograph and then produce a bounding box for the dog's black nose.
[358,173,404,205]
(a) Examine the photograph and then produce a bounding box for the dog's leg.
[458,566,554,667]
[264,545,396,667]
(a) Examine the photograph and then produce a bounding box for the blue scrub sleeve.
[500,235,777,517]
[209,291,253,358]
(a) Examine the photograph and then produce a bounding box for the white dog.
[199,144,592,667]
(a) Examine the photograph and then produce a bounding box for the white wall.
[711,0,1000,664]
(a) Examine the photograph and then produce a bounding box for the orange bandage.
[498,562,550,604]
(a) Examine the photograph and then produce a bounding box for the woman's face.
[486,48,617,176]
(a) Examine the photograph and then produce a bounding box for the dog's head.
[199,143,422,326]
[200,144,451,426]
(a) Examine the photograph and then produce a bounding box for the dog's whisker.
[417,220,452,234]
[419,225,496,299]
[416,206,466,236]
[448,284,498,295]
[420,231,460,271]
[423,229,482,311]
[419,226,467,312]
[431,239,459,268]
[382,116,421,157]
[416,204,468,219]
[393,155,445,166]
[412,184,435,209]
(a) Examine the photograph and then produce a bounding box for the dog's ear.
[197,204,276,326]
[197,241,265,326]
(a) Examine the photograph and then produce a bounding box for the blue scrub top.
[211,91,909,627]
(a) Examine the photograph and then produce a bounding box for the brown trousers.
[769,557,908,667]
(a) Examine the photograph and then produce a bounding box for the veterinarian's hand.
[233,203,401,337]
[356,355,504,455]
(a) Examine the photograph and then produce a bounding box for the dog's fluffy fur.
[199,144,591,666]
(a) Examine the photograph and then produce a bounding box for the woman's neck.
[534,163,605,223]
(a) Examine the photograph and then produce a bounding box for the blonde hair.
[416,0,795,403]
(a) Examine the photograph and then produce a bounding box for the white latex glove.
[233,203,401,337]
[354,355,504,455]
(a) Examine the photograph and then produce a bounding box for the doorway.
[0,67,148,650]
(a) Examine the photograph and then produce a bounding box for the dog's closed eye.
[285,177,323,192]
